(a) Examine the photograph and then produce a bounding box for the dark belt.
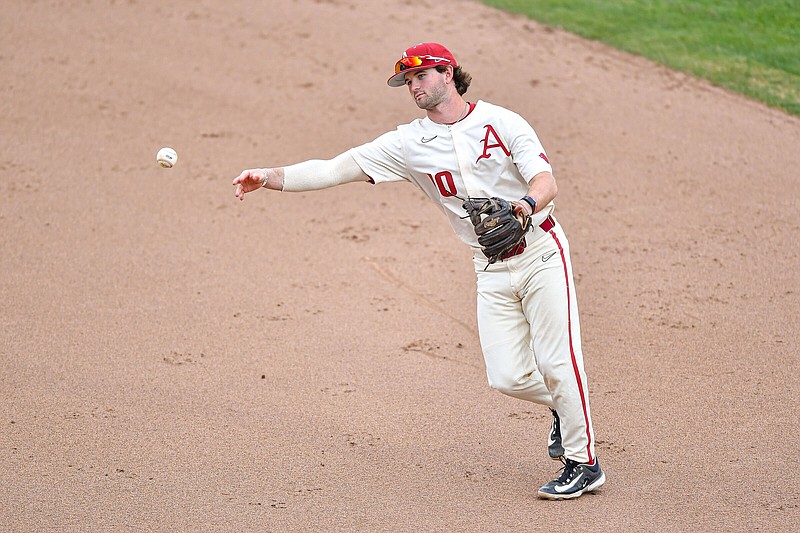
[498,215,556,260]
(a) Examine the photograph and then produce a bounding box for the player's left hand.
[463,197,532,264]
[232,168,267,201]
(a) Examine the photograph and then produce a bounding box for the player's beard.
[414,79,448,111]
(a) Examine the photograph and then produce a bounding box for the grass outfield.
[482,0,800,116]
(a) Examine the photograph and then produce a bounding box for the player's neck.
[427,96,469,125]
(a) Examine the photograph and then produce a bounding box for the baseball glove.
[463,197,532,264]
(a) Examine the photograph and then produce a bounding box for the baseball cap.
[387,42,458,87]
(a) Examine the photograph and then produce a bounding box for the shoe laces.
[556,458,581,483]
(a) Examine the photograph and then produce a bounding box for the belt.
[498,215,556,260]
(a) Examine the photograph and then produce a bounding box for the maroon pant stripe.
[548,228,594,464]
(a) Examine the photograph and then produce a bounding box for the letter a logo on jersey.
[476,124,511,164]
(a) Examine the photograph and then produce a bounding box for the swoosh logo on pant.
[542,251,558,262]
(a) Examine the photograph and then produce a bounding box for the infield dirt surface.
[2,0,799,531]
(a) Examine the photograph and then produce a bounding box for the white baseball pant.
[473,217,597,465]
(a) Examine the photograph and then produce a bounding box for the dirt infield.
[2,0,799,531]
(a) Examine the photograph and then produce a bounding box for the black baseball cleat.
[537,458,606,500]
[548,409,565,460]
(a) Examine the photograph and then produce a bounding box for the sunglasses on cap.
[394,55,452,74]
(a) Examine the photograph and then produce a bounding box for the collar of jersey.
[425,101,477,128]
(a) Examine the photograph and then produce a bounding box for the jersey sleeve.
[506,111,553,182]
[347,130,408,184]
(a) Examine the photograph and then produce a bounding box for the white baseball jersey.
[348,100,554,251]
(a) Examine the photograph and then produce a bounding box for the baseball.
[156,147,178,168]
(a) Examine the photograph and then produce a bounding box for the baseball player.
[232,42,605,500]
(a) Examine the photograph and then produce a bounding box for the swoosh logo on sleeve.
[421,136,438,143]
[542,251,558,262]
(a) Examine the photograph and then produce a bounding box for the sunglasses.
[394,55,452,74]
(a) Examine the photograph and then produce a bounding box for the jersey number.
[427,171,458,197]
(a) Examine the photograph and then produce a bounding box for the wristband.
[261,169,270,188]
[521,195,537,214]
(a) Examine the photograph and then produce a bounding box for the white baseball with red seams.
[156,147,177,168]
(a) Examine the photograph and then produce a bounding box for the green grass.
[481,0,800,116]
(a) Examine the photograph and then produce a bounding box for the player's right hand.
[511,200,532,226]
[232,168,267,201]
